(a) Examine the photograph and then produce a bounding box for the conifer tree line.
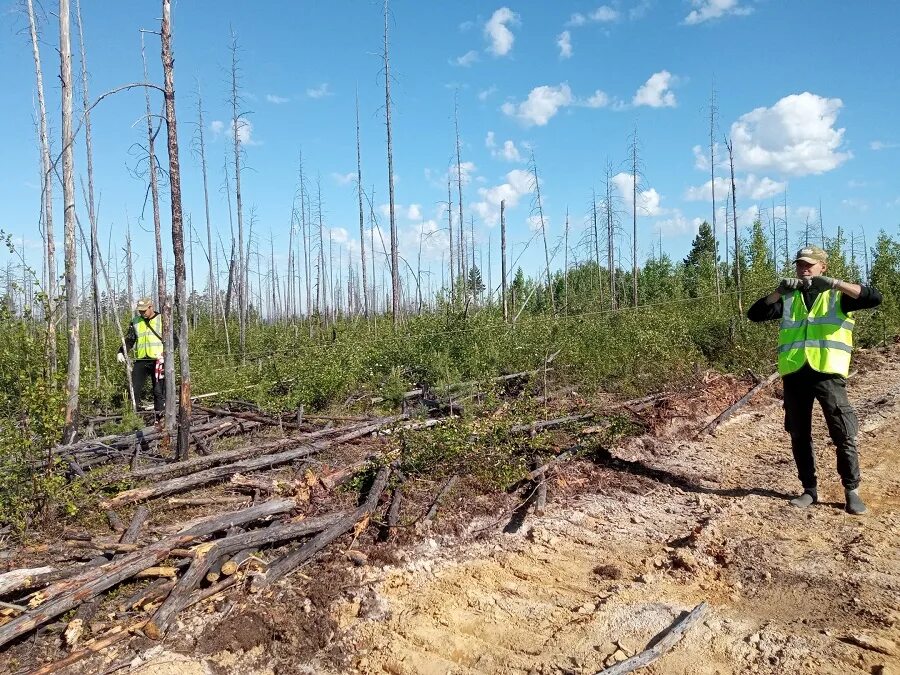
[3,0,900,454]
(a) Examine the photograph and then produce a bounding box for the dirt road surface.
[341,347,900,675]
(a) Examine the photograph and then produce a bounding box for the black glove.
[809,275,838,291]
[777,278,807,295]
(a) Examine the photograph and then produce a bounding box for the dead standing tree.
[75,0,101,391]
[529,150,555,312]
[725,135,742,314]
[141,31,176,442]
[383,0,400,326]
[59,0,81,442]
[194,82,217,323]
[355,90,369,320]
[161,0,192,460]
[628,126,641,307]
[229,30,248,360]
[708,82,722,300]
[454,95,466,283]
[26,0,58,377]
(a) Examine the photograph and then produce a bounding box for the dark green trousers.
[782,365,861,491]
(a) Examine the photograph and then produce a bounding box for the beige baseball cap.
[794,245,828,264]
[135,297,153,311]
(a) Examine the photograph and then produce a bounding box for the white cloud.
[794,206,818,223]
[566,6,619,26]
[230,117,256,145]
[841,199,869,212]
[653,210,695,237]
[612,172,664,216]
[486,132,523,162]
[329,226,350,244]
[484,7,519,56]
[633,70,678,108]
[692,143,720,171]
[478,85,498,101]
[402,219,450,262]
[582,90,610,108]
[685,174,786,202]
[266,93,290,104]
[557,31,573,59]
[450,161,477,186]
[527,214,548,232]
[453,50,479,67]
[306,83,332,99]
[407,204,422,220]
[210,120,225,136]
[683,0,753,25]
[502,83,574,126]
[472,168,534,226]
[331,172,355,186]
[730,92,851,176]
[870,140,899,151]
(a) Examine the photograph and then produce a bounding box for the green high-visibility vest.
[777,289,854,377]
[132,314,164,360]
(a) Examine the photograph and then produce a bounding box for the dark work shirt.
[747,285,883,323]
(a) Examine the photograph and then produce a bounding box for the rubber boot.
[789,489,817,508]
[845,488,867,515]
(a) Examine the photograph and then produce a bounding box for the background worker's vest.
[133,315,164,360]
[778,289,854,377]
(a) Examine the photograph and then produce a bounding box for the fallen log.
[508,413,594,436]
[24,619,149,675]
[696,372,780,437]
[533,455,547,517]
[220,548,256,577]
[118,578,174,613]
[105,510,126,534]
[0,568,54,597]
[251,465,391,591]
[0,499,296,648]
[145,510,347,638]
[597,602,708,674]
[166,496,250,507]
[120,506,149,546]
[423,475,459,524]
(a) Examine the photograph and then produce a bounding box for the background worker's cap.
[136,297,153,311]
[794,245,828,264]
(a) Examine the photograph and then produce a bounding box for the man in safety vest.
[117,297,166,413]
[748,245,882,515]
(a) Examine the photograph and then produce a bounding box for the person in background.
[117,297,165,413]
[747,245,882,515]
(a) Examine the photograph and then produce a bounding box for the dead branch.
[597,602,708,674]
[423,474,458,524]
[696,372,779,437]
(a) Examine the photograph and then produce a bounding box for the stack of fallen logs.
[0,412,411,669]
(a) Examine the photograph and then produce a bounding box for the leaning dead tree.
[59,0,81,442]
[194,82,216,323]
[26,0,57,377]
[454,95,466,283]
[383,0,400,326]
[725,135,742,313]
[161,0,192,460]
[529,150,555,312]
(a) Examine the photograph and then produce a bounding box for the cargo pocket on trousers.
[833,405,859,443]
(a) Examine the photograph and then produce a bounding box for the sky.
[1,0,899,304]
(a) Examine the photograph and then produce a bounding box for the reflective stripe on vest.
[133,315,164,360]
[777,289,854,377]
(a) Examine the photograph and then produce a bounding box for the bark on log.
[597,602,708,674]
[166,496,250,507]
[251,466,391,591]
[0,568,54,597]
[220,548,255,577]
[424,475,459,523]
[145,510,346,638]
[24,620,149,675]
[0,499,296,648]
[120,505,149,545]
[696,372,780,437]
[533,455,547,517]
[105,510,126,533]
[118,578,174,612]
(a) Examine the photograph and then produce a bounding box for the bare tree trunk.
[447,177,454,299]
[59,0,81,442]
[454,97,466,281]
[564,207,569,314]
[229,32,246,360]
[530,151,554,312]
[161,0,191,460]
[630,128,639,306]
[355,91,369,320]
[726,136,742,314]
[195,83,216,324]
[27,0,57,377]
[592,190,603,308]
[125,215,133,311]
[500,199,508,322]
[75,0,102,392]
[298,155,311,319]
[605,168,616,311]
[316,176,325,320]
[383,0,400,327]
[709,83,721,300]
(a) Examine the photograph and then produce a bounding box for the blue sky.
[1,0,898,304]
